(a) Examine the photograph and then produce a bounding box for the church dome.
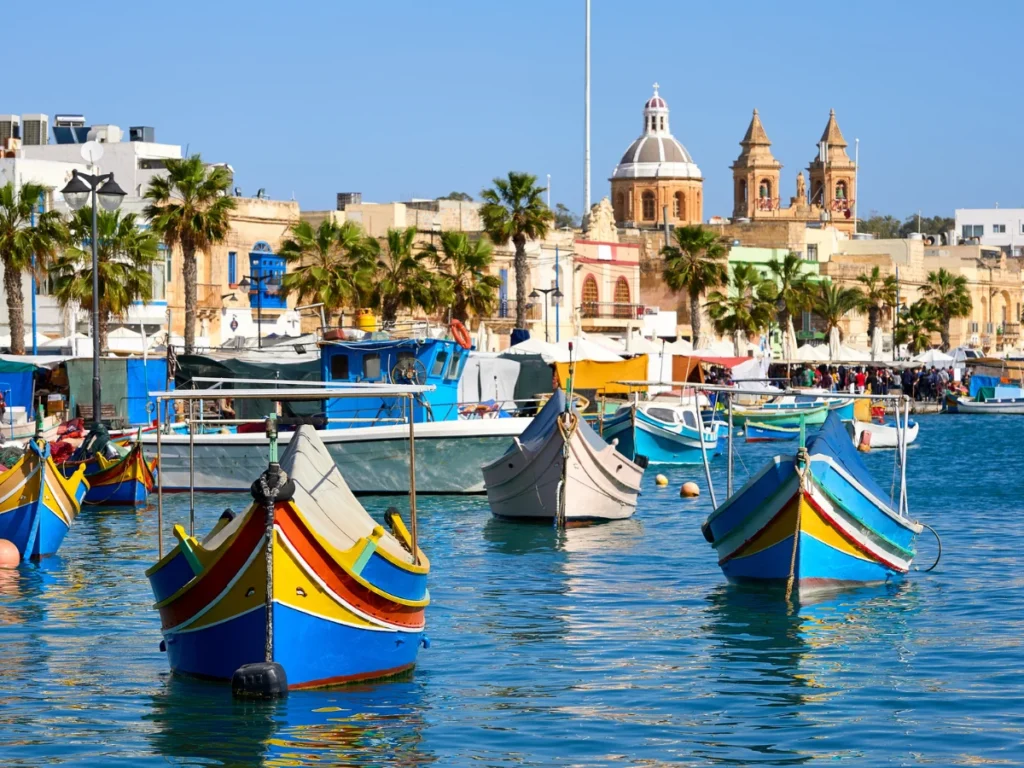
[612,84,702,181]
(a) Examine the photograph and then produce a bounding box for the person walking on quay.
[855,367,867,394]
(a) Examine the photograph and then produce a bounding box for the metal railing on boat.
[148,384,434,564]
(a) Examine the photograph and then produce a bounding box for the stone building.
[731,109,857,235]
[610,85,703,229]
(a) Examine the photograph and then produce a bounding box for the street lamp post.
[529,286,564,343]
[60,170,126,429]
[238,270,275,349]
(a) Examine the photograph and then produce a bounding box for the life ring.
[450,319,472,350]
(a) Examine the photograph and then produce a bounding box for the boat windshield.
[646,407,678,424]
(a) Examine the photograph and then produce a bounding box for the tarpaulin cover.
[66,358,128,419]
[969,375,1002,398]
[553,356,648,395]
[0,360,37,413]
[126,358,170,425]
[498,352,552,414]
[671,356,706,384]
[175,355,321,418]
[458,355,521,411]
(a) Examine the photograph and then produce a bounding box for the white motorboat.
[143,417,531,494]
[846,419,919,449]
[482,389,644,524]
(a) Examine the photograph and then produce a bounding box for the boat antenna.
[566,341,576,411]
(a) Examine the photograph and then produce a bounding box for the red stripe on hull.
[289,662,416,690]
[801,490,908,574]
[157,510,265,630]
[276,504,424,629]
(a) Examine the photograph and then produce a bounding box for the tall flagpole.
[584,0,591,215]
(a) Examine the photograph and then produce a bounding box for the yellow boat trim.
[182,539,267,632]
[287,501,429,608]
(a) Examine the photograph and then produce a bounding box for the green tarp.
[175,355,322,419]
[66,358,130,420]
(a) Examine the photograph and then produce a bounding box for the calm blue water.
[1,414,1023,766]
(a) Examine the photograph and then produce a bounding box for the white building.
[955,208,1024,256]
[0,117,188,343]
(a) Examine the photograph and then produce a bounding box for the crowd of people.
[765,363,970,401]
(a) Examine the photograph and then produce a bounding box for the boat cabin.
[320,337,468,426]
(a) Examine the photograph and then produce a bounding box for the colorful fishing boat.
[701,411,923,591]
[482,388,644,524]
[0,437,88,558]
[730,401,828,427]
[744,421,802,442]
[60,430,157,505]
[601,401,718,464]
[146,424,428,691]
[953,385,1024,414]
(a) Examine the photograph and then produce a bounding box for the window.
[228,251,237,286]
[614,277,631,318]
[646,407,678,424]
[993,224,1006,234]
[446,351,462,380]
[163,245,172,282]
[582,274,599,317]
[363,353,381,379]
[835,180,848,200]
[641,191,656,221]
[673,191,685,218]
[330,354,350,380]
[759,179,772,199]
[737,179,748,205]
[806,244,818,262]
[431,351,448,378]
[962,224,984,238]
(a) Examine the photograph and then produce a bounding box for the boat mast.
[693,392,717,508]
[408,393,419,564]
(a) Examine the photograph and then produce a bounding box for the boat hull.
[483,414,642,523]
[955,397,1024,414]
[703,413,921,590]
[744,422,801,442]
[602,410,716,464]
[732,404,828,427]
[0,442,88,558]
[846,420,919,449]
[143,419,531,494]
[61,442,156,505]
[149,499,428,689]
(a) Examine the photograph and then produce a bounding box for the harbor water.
[1,414,1022,766]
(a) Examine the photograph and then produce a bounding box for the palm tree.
[0,182,67,354]
[920,268,972,351]
[426,231,502,322]
[278,219,374,325]
[766,251,814,328]
[706,263,778,353]
[479,172,553,329]
[369,227,448,324]
[814,280,864,341]
[855,266,898,341]
[894,300,941,355]
[144,155,236,354]
[51,209,161,353]
[660,225,729,344]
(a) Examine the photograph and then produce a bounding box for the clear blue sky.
[6,0,1020,220]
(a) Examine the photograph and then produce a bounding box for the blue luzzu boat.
[701,412,922,591]
[0,438,89,558]
[601,402,718,464]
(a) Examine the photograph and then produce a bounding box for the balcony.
[486,299,541,323]
[579,302,647,329]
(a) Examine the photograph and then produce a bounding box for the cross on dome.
[645,83,667,111]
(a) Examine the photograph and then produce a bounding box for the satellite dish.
[80,140,104,165]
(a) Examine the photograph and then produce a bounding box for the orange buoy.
[655,474,669,487]
[858,430,872,452]
[0,539,21,569]
[680,481,700,498]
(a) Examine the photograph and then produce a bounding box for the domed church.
[610,84,703,228]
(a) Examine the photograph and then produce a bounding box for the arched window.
[641,191,656,221]
[673,191,685,219]
[614,277,631,318]
[582,275,599,317]
[737,179,747,205]
[835,180,848,200]
[812,182,824,205]
[759,178,772,199]
[659,116,665,131]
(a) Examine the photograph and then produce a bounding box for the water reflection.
[145,675,434,767]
